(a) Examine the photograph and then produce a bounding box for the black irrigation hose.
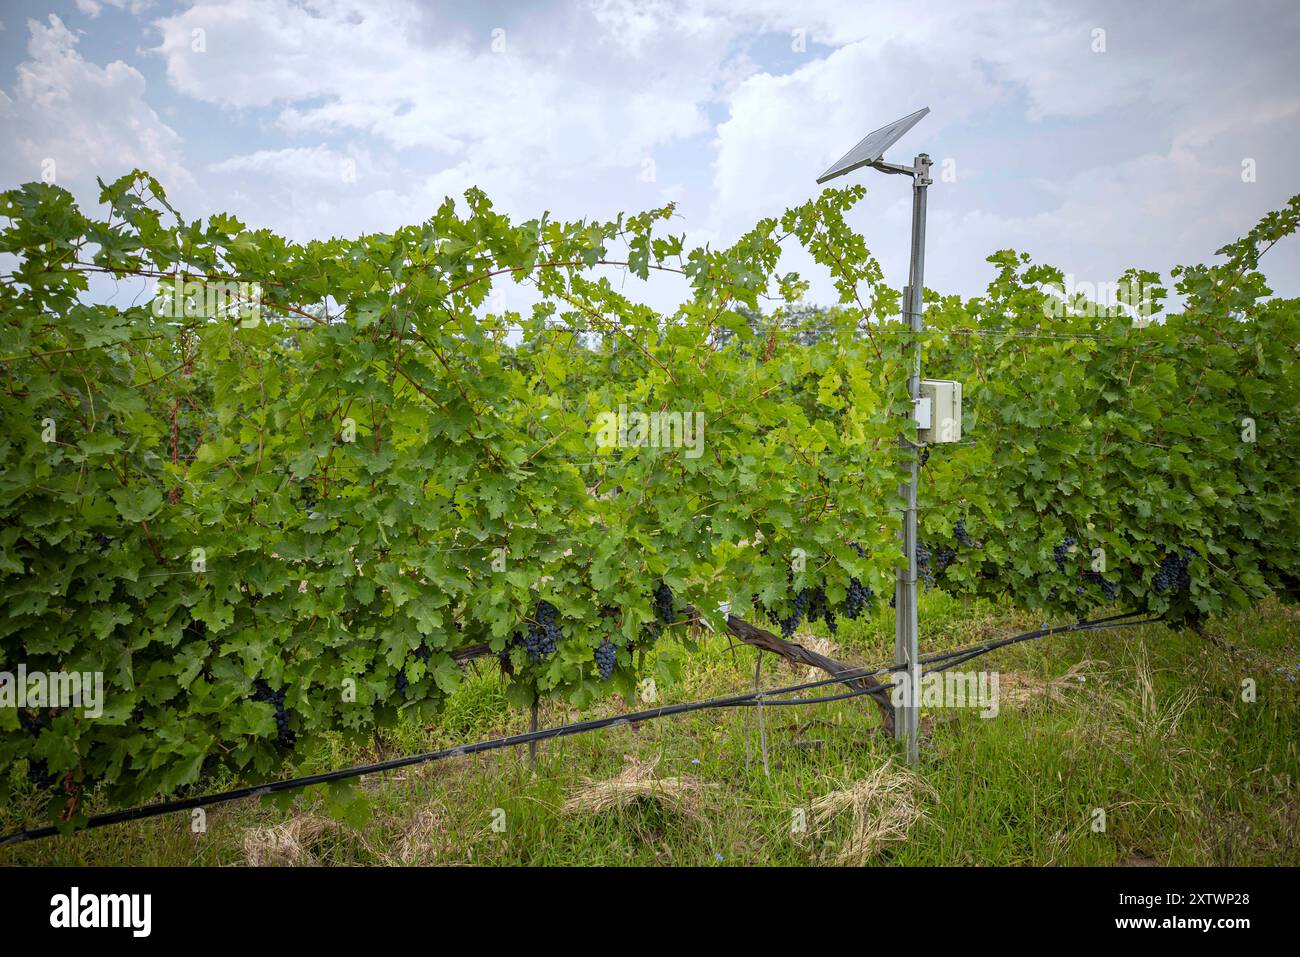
[0,610,1155,847]
[923,617,1162,676]
[917,610,1155,672]
[0,670,898,847]
[757,683,896,707]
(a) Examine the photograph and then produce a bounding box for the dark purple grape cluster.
[653,581,676,625]
[954,519,975,548]
[1154,547,1194,593]
[26,759,60,791]
[1083,569,1119,600]
[394,641,432,698]
[19,708,60,790]
[916,543,935,587]
[806,586,837,634]
[1053,537,1078,573]
[253,680,295,747]
[513,600,561,662]
[756,551,873,634]
[807,587,826,623]
[18,708,48,737]
[594,640,617,680]
[845,577,873,619]
[933,545,957,572]
[781,588,811,637]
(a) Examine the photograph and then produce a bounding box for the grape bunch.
[916,543,935,587]
[252,680,295,747]
[515,600,562,662]
[807,586,827,624]
[1154,547,1194,593]
[1083,569,1119,600]
[845,577,873,619]
[19,708,49,737]
[26,758,60,792]
[954,519,975,549]
[933,545,957,573]
[18,708,61,789]
[806,585,837,634]
[653,581,676,625]
[394,641,432,698]
[594,640,617,680]
[781,588,811,638]
[1052,537,1078,573]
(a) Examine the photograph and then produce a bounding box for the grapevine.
[0,171,1295,821]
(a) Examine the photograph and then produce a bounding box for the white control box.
[918,379,962,443]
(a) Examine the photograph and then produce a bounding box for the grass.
[2,592,1297,866]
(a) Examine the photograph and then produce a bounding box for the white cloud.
[700,0,1300,301]
[710,38,1001,231]
[210,143,365,182]
[75,0,155,19]
[152,0,724,179]
[0,15,190,197]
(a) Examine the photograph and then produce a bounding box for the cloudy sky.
[1,0,1298,310]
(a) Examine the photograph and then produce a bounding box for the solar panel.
[816,107,929,184]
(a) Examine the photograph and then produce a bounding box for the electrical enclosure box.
[917,379,962,443]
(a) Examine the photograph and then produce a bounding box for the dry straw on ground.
[563,754,714,822]
[242,814,338,866]
[810,760,936,865]
[392,804,448,865]
[795,634,842,682]
[998,658,1100,710]
[1105,651,1199,744]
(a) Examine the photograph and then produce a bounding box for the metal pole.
[895,153,931,766]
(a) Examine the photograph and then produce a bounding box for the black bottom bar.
[0,865,1284,942]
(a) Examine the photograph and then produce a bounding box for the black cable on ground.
[0,610,1156,847]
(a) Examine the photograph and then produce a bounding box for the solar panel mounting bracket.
[870,160,919,177]
[815,106,930,184]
